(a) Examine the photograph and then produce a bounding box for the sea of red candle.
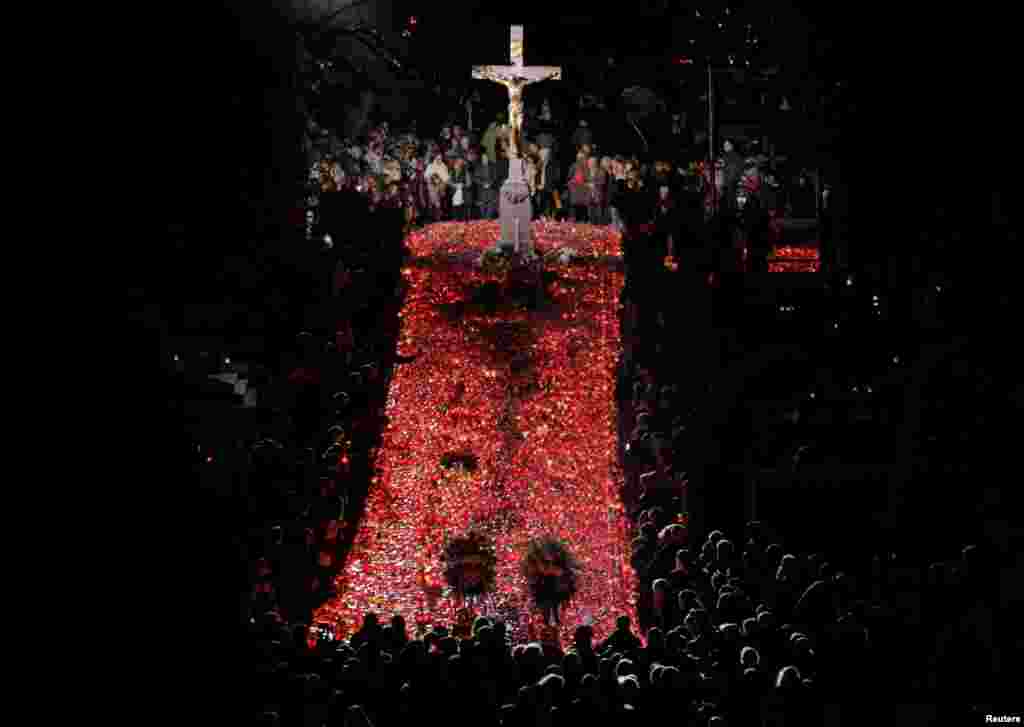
[770,244,821,272]
[311,221,816,645]
[312,221,639,646]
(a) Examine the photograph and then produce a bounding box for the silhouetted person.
[597,615,642,654]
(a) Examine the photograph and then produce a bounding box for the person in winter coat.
[608,157,628,229]
[567,149,592,222]
[404,159,431,227]
[474,151,499,219]
[409,159,432,224]
[617,165,657,273]
[533,146,561,220]
[586,156,608,224]
[482,112,508,163]
[426,154,450,221]
[447,156,474,221]
[597,157,614,223]
[525,147,540,199]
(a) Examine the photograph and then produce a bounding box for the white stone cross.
[472,25,561,159]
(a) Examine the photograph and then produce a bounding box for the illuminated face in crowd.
[461,136,471,151]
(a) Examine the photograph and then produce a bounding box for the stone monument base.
[496,158,533,256]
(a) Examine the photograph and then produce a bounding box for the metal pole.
[815,166,823,271]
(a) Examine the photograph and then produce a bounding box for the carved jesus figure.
[472,26,561,161]
[472,71,555,159]
[472,26,561,254]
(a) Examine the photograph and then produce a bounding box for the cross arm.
[472,65,562,84]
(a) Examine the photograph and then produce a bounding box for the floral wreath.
[543,247,577,266]
[442,529,498,596]
[479,247,515,275]
[520,536,580,607]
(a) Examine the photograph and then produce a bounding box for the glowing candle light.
[311,221,635,645]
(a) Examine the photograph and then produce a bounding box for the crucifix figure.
[472,26,561,255]
[472,26,561,160]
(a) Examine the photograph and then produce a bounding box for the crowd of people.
[245,518,1007,727]
[305,100,831,275]
[164,93,1014,725]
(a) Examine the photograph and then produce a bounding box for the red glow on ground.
[770,244,821,272]
[313,222,638,646]
[311,221,815,644]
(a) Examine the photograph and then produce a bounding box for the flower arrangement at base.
[442,529,498,597]
[520,536,580,607]
[479,247,514,275]
[440,451,479,471]
[543,247,577,266]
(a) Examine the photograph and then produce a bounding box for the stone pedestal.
[497,158,533,256]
